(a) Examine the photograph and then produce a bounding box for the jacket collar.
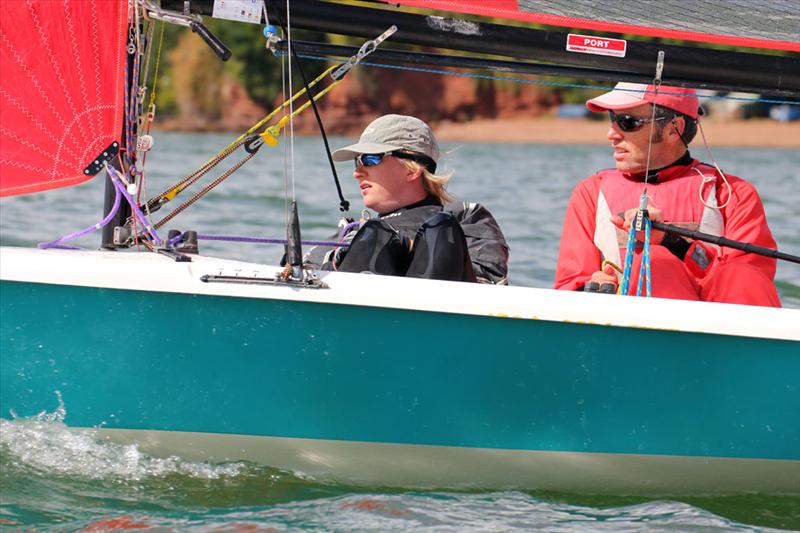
[623,151,695,183]
[379,195,442,218]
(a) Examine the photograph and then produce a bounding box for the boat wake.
[0,397,300,484]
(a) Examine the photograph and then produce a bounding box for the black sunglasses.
[354,151,437,173]
[609,111,668,132]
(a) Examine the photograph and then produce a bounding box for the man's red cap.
[586,82,700,119]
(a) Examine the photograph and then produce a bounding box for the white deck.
[1,246,798,341]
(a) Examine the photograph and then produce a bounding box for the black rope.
[270,1,350,212]
[651,221,800,265]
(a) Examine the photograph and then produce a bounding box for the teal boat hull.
[1,248,799,493]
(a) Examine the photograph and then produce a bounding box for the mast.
[101,40,137,249]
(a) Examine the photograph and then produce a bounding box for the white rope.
[281,30,289,224]
[263,0,291,224]
[286,0,296,203]
[696,119,732,210]
[642,81,661,192]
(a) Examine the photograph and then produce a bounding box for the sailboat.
[1,0,798,495]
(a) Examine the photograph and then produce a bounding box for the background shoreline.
[432,118,800,148]
[155,117,800,148]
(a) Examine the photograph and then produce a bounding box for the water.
[2,133,799,530]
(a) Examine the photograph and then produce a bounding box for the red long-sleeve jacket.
[555,158,778,305]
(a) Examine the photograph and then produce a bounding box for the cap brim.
[586,89,647,113]
[331,141,404,162]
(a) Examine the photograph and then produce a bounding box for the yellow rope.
[601,260,623,274]
[257,77,342,146]
[220,64,338,153]
[147,22,165,115]
[152,64,339,206]
[601,260,624,295]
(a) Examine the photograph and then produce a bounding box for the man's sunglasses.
[355,151,436,173]
[609,111,668,132]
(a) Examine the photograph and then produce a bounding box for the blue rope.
[290,53,800,106]
[620,223,637,296]
[635,219,652,297]
[619,217,652,297]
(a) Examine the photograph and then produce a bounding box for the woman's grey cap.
[331,114,440,163]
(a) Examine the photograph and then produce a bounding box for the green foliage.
[146,19,330,118]
[145,22,183,117]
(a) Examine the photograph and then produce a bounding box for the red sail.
[387,1,800,52]
[0,0,128,197]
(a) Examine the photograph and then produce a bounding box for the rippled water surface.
[1,133,799,530]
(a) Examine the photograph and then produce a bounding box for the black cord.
[269,1,350,212]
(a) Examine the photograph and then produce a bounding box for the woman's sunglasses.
[354,152,391,167]
[354,151,436,173]
[609,111,668,132]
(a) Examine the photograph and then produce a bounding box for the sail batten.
[0,0,128,197]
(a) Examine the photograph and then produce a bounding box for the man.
[555,82,780,306]
[306,114,509,284]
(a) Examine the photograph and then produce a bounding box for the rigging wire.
[290,53,800,107]
[135,21,166,248]
[619,53,666,298]
[282,39,290,225]
[136,61,347,235]
[263,0,291,226]
[285,0,292,206]
[152,152,258,230]
[122,1,145,247]
[268,0,350,212]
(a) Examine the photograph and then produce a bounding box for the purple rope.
[339,220,362,238]
[107,166,162,245]
[40,244,83,251]
[38,176,123,249]
[198,234,348,247]
[166,233,348,248]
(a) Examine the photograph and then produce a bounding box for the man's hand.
[588,262,619,290]
[611,205,665,245]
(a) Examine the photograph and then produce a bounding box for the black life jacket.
[338,210,476,282]
[305,196,509,284]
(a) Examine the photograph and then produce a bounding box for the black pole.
[652,221,800,265]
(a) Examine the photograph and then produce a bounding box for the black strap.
[269,1,350,212]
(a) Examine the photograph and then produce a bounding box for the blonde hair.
[399,159,454,204]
